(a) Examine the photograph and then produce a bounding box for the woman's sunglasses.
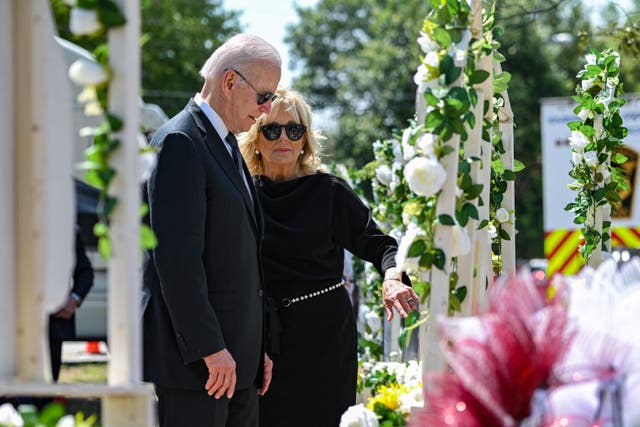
[259,123,307,141]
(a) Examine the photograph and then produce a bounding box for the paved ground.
[62,341,109,363]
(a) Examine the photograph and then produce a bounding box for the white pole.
[495,62,516,274]
[14,0,75,382]
[0,0,16,380]
[107,0,142,386]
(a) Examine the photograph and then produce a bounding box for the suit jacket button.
[257,289,264,297]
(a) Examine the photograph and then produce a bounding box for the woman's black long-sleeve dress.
[256,172,399,427]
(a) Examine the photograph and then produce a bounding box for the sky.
[223,0,319,86]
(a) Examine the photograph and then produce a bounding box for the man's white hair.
[199,34,281,81]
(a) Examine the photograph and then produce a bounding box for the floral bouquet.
[344,360,423,427]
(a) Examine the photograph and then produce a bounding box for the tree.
[50,0,243,116]
[286,0,426,166]
[140,0,242,115]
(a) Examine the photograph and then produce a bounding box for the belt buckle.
[281,298,291,308]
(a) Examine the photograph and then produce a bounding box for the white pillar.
[496,62,516,274]
[0,0,16,380]
[14,0,75,382]
[107,0,142,386]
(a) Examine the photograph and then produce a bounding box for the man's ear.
[223,70,234,90]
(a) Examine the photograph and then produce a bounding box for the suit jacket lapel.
[186,100,259,230]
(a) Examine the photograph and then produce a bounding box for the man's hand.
[258,353,273,396]
[52,296,78,320]
[204,349,236,399]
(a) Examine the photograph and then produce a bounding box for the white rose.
[593,114,605,140]
[0,403,23,427]
[399,386,424,414]
[568,131,589,153]
[138,134,157,183]
[425,51,440,68]
[577,108,591,121]
[395,225,425,273]
[572,151,583,165]
[581,78,596,91]
[404,156,446,197]
[488,224,498,240]
[56,415,76,427]
[84,100,103,116]
[339,404,379,427]
[375,164,392,186]
[365,310,382,333]
[401,128,416,161]
[450,224,471,257]
[413,64,428,86]
[495,208,510,223]
[68,59,108,86]
[585,53,597,65]
[417,31,439,53]
[377,203,387,216]
[69,7,102,36]
[583,151,598,169]
[416,133,436,156]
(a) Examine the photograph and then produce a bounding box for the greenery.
[140,0,243,115]
[0,402,97,427]
[565,49,628,262]
[286,0,425,165]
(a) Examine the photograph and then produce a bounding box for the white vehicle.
[56,37,168,340]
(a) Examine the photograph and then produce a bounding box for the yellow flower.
[366,383,407,411]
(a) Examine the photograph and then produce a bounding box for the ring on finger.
[406,298,416,306]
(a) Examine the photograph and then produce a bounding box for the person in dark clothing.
[239,87,418,427]
[48,228,94,381]
[142,34,281,427]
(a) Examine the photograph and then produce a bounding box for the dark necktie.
[225,132,253,205]
[225,132,245,178]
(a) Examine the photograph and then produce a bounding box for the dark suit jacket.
[142,99,265,391]
[49,230,94,340]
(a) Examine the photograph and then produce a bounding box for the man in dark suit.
[142,34,281,427]
[49,228,94,381]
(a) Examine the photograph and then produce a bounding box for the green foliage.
[140,0,242,115]
[0,402,97,427]
[565,49,627,263]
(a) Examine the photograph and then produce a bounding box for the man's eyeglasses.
[228,68,277,105]
[259,123,307,141]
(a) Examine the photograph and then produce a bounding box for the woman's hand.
[382,276,420,321]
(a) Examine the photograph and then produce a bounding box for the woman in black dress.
[240,88,418,427]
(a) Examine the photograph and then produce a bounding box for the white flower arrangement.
[339,404,378,427]
[349,360,423,426]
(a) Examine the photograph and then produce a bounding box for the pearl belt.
[279,280,345,308]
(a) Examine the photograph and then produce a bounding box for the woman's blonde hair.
[240,87,324,176]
